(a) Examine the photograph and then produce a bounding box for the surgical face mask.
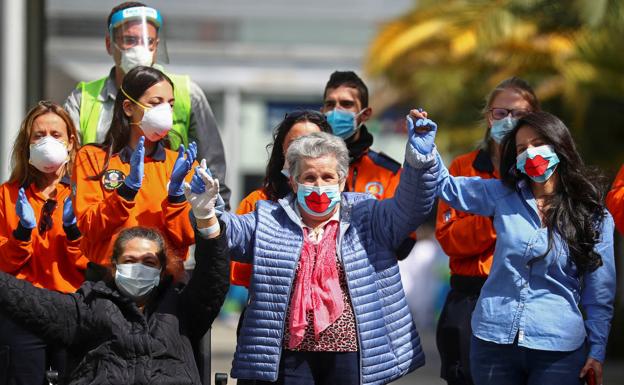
[118,44,154,74]
[29,136,69,173]
[296,183,341,218]
[114,263,161,300]
[516,144,560,183]
[490,116,518,144]
[136,103,173,141]
[325,109,365,139]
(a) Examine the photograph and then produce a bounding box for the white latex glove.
[184,161,220,220]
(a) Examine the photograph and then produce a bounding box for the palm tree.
[366,0,624,166]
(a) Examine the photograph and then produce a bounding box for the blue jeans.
[470,336,586,385]
[255,350,359,385]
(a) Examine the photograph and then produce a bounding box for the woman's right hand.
[407,108,437,155]
[184,159,220,220]
[124,136,145,191]
[16,188,36,229]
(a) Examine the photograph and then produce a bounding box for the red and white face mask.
[296,183,341,217]
[516,144,560,183]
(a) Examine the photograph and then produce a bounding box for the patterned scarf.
[288,221,344,349]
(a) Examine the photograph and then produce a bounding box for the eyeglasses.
[38,199,57,234]
[38,100,55,109]
[489,108,530,120]
[284,110,326,121]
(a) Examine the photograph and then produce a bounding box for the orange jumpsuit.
[72,143,195,265]
[0,180,88,293]
[435,149,498,277]
[606,164,624,234]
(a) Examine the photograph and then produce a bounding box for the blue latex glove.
[16,187,36,229]
[407,110,438,154]
[124,136,145,191]
[62,197,77,226]
[168,142,197,196]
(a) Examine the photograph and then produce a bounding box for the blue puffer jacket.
[222,147,439,385]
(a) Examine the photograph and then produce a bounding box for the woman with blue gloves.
[183,128,440,385]
[0,101,89,385]
[408,109,615,385]
[72,66,198,272]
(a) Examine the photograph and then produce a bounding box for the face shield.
[108,6,169,73]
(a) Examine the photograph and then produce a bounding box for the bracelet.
[197,221,220,238]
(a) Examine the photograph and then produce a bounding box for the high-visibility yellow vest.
[77,73,191,149]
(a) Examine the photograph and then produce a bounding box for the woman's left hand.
[168,142,197,197]
[579,357,602,385]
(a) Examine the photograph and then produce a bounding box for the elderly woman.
[184,128,440,385]
[0,215,229,384]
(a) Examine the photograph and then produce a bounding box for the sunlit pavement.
[209,318,624,385]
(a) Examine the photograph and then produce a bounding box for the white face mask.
[114,263,161,300]
[29,136,69,173]
[118,45,154,74]
[138,103,173,141]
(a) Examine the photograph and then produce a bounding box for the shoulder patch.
[102,169,126,191]
[367,150,401,174]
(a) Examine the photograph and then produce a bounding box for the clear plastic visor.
[109,8,169,64]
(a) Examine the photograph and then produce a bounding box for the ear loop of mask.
[121,87,149,126]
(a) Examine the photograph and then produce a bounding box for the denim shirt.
[437,165,616,362]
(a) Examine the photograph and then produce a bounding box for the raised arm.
[179,219,230,340]
[0,270,80,346]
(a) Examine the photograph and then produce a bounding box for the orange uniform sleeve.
[606,164,624,234]
[64,234,89,271]
[72,147,136,250]
[229,189,268,287]
[0,185,34,274]
[435,159,497,259]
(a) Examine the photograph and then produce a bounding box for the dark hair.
[500,111,606,273]
[323,71,369,108]
[92,66,174,180]
[263,111,333,201]
[111,226,184,281]
[480,77,540,149]
[107,2,147,30]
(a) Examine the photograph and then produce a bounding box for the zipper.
[351,167,359,192]
[275,226,304,382]
[337,220,363,385]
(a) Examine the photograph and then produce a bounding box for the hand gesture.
[184,159,220,219]
[407,108,437,155]
[16,187,36,229]
[62,197,77,226]
[169,142,197,196]
[124,136,145,191]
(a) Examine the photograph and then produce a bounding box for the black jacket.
[0,227,230,385]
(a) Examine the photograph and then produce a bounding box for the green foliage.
[366,0,624,172]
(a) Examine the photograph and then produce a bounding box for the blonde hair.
[9,101,80,186]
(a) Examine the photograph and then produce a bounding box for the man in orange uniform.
[606,164,624,234]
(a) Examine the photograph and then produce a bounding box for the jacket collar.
[473,148,495,174]
[99,67,119,102]
[345,125,374,163]
[119,141,166,163]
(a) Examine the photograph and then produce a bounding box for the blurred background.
[1,0,623,384]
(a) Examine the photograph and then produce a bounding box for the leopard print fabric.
[283,254,358,352]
